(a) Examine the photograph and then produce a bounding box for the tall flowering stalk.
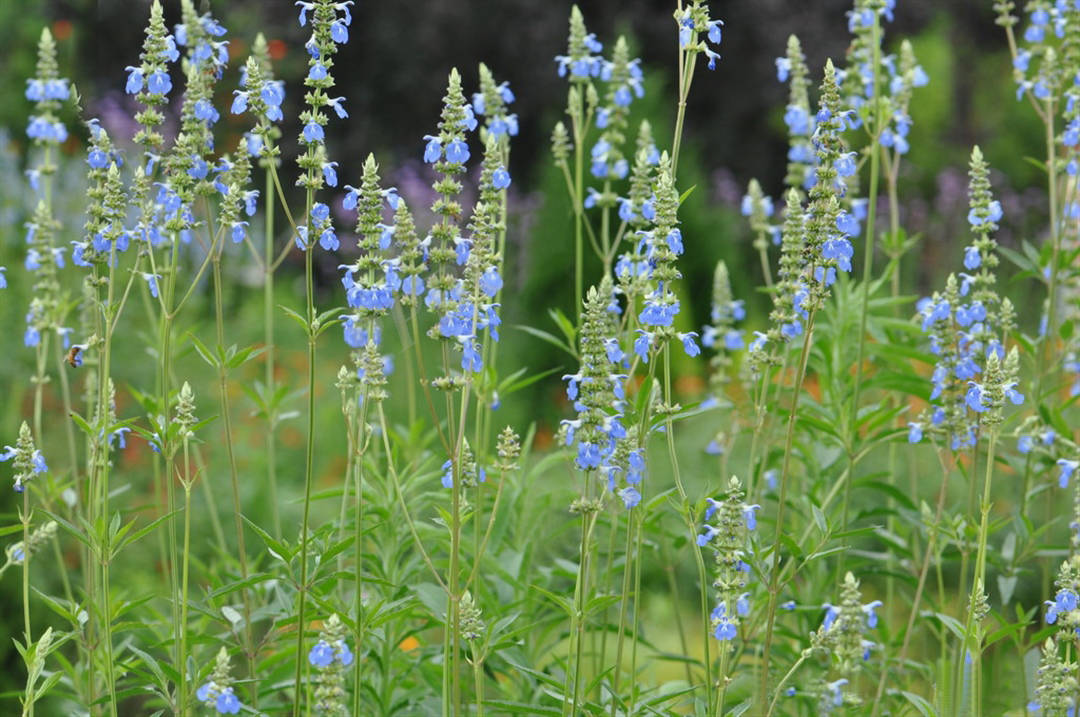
[758,57,857,710]
[696,477,757,715]
[280,2,355,711]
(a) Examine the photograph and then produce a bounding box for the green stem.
[758,310,816,714]
[661,343,712,708]
[609,511,635,717]
[840,8,883,578]
[263,167,282,538]
[471,643,485,717]
[963,430,999,717]
[352,398,368,717]
[293,211,317,716]
[764,653,808,717]
[565,509,599,716]
[869,445,951,717]
[211,257,258,702]
[178,438,193,717]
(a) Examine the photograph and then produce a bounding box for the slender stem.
[22,490,32,648]
[758,311,816,714]
[263,167,281,538]
[764,653,808,717]
[471,643,485,717]
[572,103,585,318]
[352,398,367,717]
[1024,98,1060,511]
[211,257,258,700]
[840,8,883,578]
[869,445,951,717]
[565,509,599,717]
[610,511,635,717]
[963,430,999,717]
[178,438,193,717]
[293,209,317,716]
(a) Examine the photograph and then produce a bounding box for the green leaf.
[514,325,574,357]
[186,333,219,369]
[413,582,447,622]
[482,701,560,715]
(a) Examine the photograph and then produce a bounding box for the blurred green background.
[0,0,1055,708]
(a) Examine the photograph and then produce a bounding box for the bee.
[66,344,85,368]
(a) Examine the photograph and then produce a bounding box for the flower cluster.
[702,260,744,396]
[126,0,179,153]
[632,154,700,361]
[420,69,510,374]
[340,154,401,387]
[697,477,758,643]
[803,60,856,302]
[458,590,486,640]
[555,6,604,80]
[309,613,354,714]
[776,35,816,192]
[589,36,645,181]
[1,422,48,493]
[909,147,1020,449]
[473,63,518,139]
[1029,636,1078,717]
[196,647,242,715]
[808,572,882,710]
[233,33,286,161]
[295,0,354,197]
[26,28,71,146]
[5,520,57,566]
[560,279,635,506]
[1009,0,1069,102]
[676,1,724,71]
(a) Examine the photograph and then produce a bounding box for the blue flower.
[743,504,760,531]
[1058,459,1079,489]
[327,96,348,118]
[822,603,840,630]
[309,640,334,668]
[303,122,325,144]
[863,599,883,628]
[714,615,737,640]
[704,48,721,71]
[965,382,986,412]
[331,19,348,43]
[125,67,144,94]
[678,332,700,357]
[835,152,857,177]
[216,688,241,715]
[142,273,161,299]
[423,135,442,163]
[147,69,172,95]
[492,166,511,189]
[309,62,328,81]
[908,422,923,443]
[963,245,981,270]
[707,20,723,44]
[776,57,791,82]
[445,139,470,164]
[322,161,339,187]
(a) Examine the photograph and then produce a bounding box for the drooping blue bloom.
[423,135,442,163]
[863,600,883,628]
[1058,459,1079,489]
